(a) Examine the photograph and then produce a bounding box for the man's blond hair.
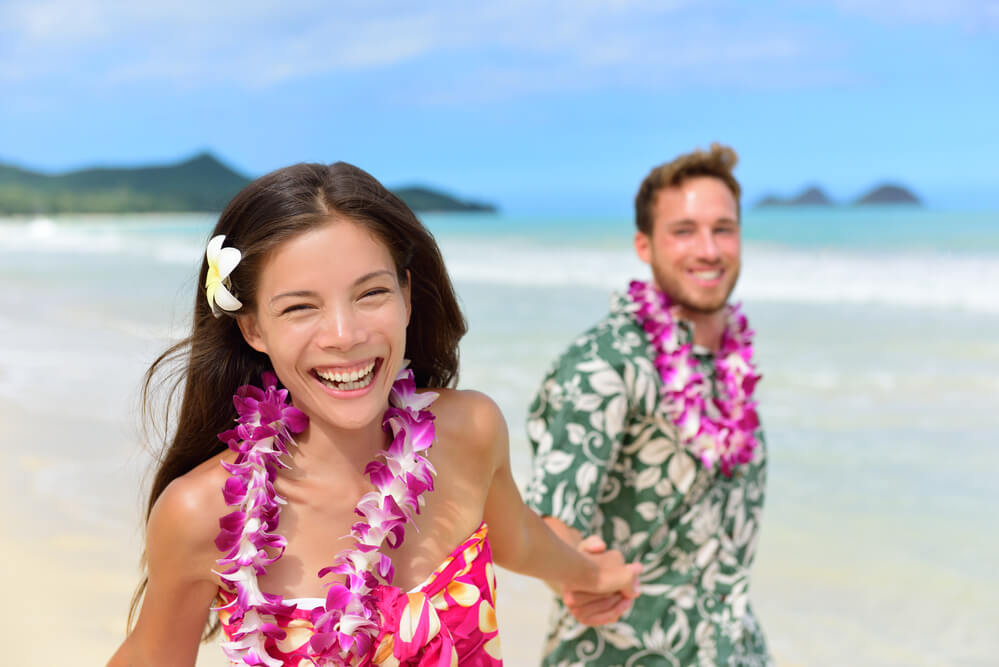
[634,143,741,234]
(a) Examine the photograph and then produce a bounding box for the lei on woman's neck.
[213,367,438,666]
[627,279,761,476]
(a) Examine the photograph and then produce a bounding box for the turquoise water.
[422,207,999,251]
[1,209,997,665]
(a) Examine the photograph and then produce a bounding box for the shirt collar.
[612,290,714,359]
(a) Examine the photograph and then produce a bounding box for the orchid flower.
[216,367,440,665]
[628,280,760,477]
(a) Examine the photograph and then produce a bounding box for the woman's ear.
[237,314,268,354]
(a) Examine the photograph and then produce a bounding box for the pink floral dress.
[216,522,503,666]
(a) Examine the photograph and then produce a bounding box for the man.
[526,144,771,666]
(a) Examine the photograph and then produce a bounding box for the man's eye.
[673,229,693,236]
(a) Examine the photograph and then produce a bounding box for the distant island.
[0,152,497,215]
[755,182,921,208]
[391,186,496,213]
[756,185,833,207]
[853,184,921,206]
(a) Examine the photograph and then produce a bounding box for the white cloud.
[0,0,910,98]
[826,0,999,29]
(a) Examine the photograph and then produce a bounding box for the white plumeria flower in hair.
[205,234,243,317]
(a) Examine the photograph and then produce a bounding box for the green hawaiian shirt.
[525,292,771,667]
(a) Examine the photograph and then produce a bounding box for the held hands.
[563,536,642,626]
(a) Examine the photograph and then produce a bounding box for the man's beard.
[651,264,740,315]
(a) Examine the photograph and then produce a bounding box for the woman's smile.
[313,358,381,394]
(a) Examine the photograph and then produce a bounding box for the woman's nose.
[317,304,367,349]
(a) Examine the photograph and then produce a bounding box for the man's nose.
[695,228,721,261]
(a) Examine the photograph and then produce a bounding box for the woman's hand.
[561,535,642,626]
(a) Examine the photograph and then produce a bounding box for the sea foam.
[438,238,999,315]
[2,216,997,315]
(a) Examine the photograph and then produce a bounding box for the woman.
[109,162,640,666]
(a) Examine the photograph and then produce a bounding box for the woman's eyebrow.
[269,270,394,304]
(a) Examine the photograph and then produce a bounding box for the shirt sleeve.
[524,345,630,536]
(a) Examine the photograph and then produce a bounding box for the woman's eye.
[362,288,390,299]
[281,304,312,315]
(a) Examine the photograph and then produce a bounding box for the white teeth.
[316,361,375,382]
[692,270,721,280]
[316,361,377,390]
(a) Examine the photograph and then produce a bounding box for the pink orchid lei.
[214,367,438,666]
[627,279,761,476]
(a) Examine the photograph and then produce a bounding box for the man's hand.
[561,535,642,626]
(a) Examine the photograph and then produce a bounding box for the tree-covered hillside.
[0,153,250,214]
[0,154,497,215]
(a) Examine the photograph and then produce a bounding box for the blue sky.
[2,1,997,213]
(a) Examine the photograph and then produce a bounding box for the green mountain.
[392,186,496,213]
[0,153,497,215]
[0,152,251,214]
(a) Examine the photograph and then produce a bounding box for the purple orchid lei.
[628,279,762,476]
[213,367,438,666]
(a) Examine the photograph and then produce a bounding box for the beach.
[2,210,998,666]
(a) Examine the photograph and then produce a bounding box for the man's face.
[634,176,741,315]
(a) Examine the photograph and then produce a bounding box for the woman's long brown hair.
[128,162,467,639]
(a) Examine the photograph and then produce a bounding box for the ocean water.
[1,208,997,665]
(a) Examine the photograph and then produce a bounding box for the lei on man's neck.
[627,279,761,476]
[213,367,438,666]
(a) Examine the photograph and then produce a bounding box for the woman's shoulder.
[425,388,508,452]
[153,452,229,520]
[427,387,505,430]
[147,452,230,571]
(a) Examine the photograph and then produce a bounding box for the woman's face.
[239,218,410,433]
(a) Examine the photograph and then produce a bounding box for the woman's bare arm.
[465,392,641,596]
[108,472,222,667]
